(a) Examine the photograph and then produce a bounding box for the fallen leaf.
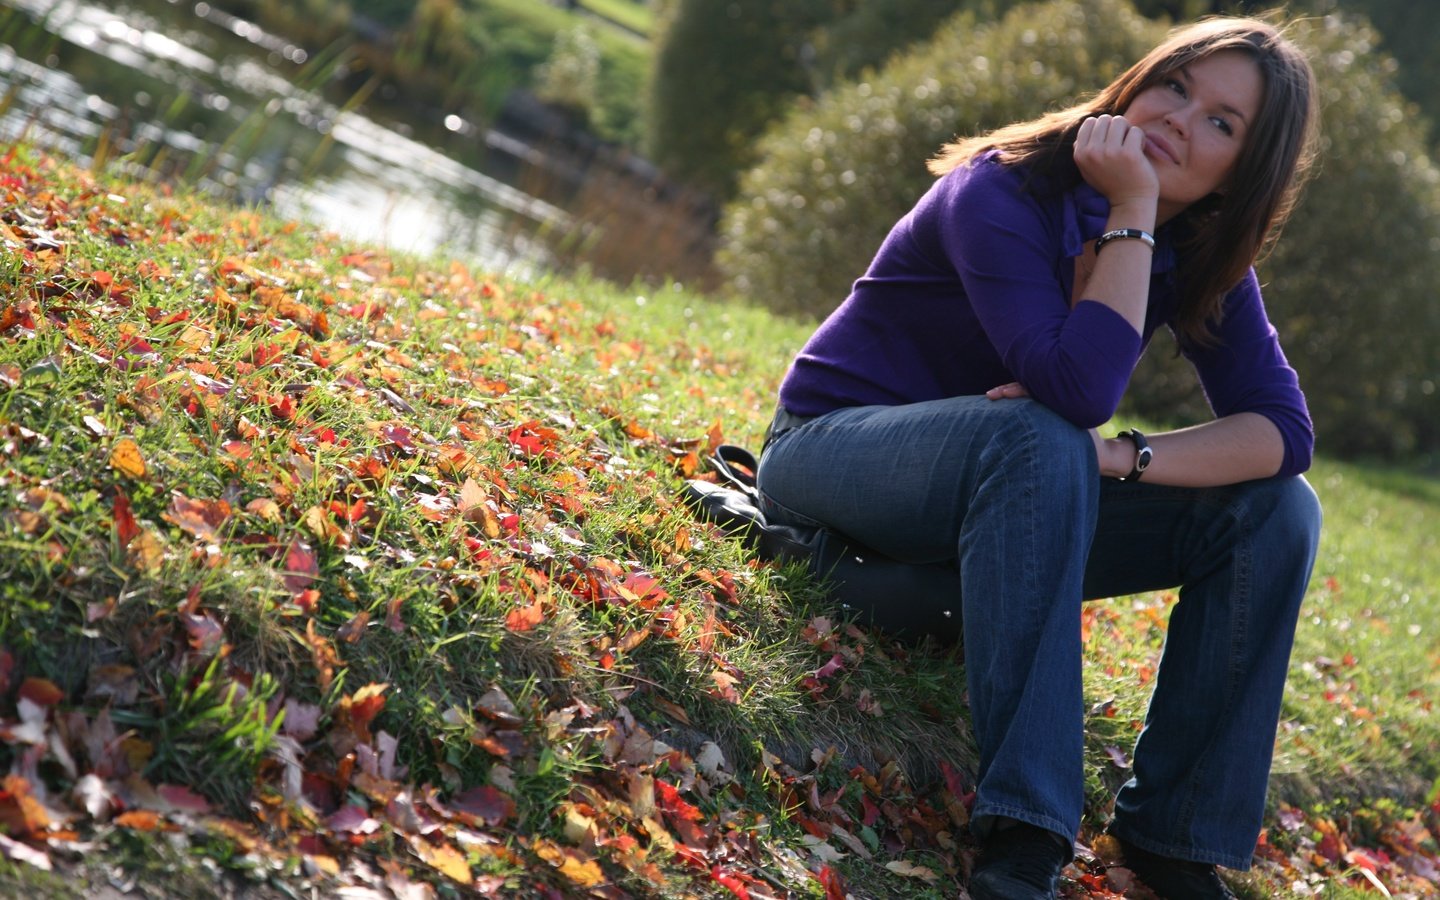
[112,491,141,546]
[18,678,63,707]
[449,785,514,827]
[411,836,472,885]
[165,493,231,542]
[114,810,163,831]
[109,438,147,479]
[535,839,605,888]
[283,540,320,591]
[158,784,212,814]
[885,860,940,883]
[0,834,51,871]
[504,599,544,632]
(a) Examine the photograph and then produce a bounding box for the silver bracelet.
[1095,228,1156,253]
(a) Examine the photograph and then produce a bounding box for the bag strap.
[709,445,760,499]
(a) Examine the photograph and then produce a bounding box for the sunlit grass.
[0,146,1436,898]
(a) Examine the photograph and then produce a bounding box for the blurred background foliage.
[688,0,1438,460]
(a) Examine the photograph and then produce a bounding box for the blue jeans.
[756,397,1321,868]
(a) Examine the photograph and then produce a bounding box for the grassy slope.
[0,149,1436,899]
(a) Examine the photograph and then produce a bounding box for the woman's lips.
[1144,132,1179,165]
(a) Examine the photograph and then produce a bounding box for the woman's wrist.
[1101,436,1137,478]
[1105,197,1158,231]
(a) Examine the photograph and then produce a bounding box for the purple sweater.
[779,154,1314,477]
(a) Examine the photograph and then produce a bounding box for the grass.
[578,0,657,37]
[0,145,1436,898]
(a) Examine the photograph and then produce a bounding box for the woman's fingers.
[1075,115,1158,205]
[985,382,1030,400]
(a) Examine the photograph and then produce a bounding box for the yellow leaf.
[245,498,282,523]
[128,530,166,573]
[885,860,940,884]
[535,839,606,887]
[109,438,147,479]
[412,837,472,885]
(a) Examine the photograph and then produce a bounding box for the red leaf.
[294,589,320,614]
[183,613,224,654]
[449,786,515,827]
[655,780,703,823]
[711,866,751,899]
[345,683,388,737]
[327,805,381,835]
[113,490,140,546]
[814,866,846,900]
[158,784,212,814]
[813,653,845,680]
[283,540,319,592]
[616,573,668,608]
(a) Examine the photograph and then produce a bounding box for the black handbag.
[683,446,964,644]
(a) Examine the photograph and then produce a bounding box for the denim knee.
[989,400,1097,482]
[1244,475,1323,561]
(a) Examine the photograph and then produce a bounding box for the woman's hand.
[988,383,1131,475]
[1073,115,1159,213]
[985,382,1029,401]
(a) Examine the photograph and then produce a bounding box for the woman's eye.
[1210,116,1234,136]
[1165,78,1186,96]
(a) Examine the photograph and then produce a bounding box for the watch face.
[1136,446,1153,470]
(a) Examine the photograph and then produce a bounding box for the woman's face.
[1123,49,1263,222]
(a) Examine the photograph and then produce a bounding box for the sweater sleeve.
[936,161,1142,428]
[1182,269,1315,476]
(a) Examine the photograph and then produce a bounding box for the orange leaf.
[114,810,163,831]
[17,678,63,707]
[504,599,545,632]
[164,493,231,542]
[108,438,147,479]
[1,775,51,835]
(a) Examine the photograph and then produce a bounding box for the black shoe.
[1117,838,1238,899]
[969,822,1072,900]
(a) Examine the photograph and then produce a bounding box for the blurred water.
[0,0,566,274]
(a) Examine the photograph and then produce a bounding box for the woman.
[755,16,1322,900]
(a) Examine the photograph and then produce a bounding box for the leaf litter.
[0,148,1437,899]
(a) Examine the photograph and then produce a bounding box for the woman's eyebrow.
[1178,65,1251,127]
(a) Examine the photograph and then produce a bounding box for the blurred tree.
[647,0,831,200]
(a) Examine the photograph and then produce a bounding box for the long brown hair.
[929,16,1319,345]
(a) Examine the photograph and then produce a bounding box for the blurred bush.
[1244,13,1438,458]
[718,0,1159,317]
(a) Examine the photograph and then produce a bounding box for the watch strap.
[1118,429,1152,481]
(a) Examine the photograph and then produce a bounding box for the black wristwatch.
[1118,429,1152,481]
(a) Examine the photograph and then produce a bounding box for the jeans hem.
[1106,822,1253,871]
[971,804,1076,846]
